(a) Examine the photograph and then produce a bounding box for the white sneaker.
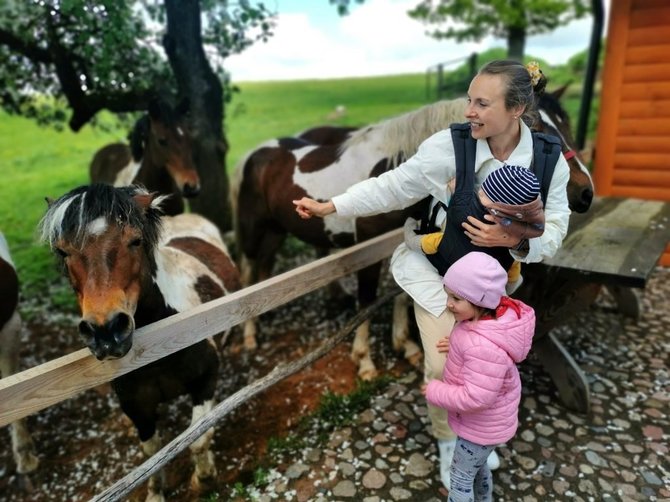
[487,448,500,470]
[437,439,457,489]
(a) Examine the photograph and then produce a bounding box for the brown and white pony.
[0,233,39,484]
[90,98,200,216]
[232,90,594,380]
[39,184,240,501]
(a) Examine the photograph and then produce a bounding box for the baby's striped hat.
[482,165,540,205]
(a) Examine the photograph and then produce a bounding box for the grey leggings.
[448,438,494,502]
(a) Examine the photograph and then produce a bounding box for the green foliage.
[0,0,276,128]
[409,0,590,41]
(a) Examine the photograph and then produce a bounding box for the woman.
[293,60,570,489]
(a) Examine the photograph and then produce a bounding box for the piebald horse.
[90,98,200,216]
[0,233,39,483]
[39,184,240,501]
[232,90,594,379]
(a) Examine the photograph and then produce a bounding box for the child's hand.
[420,383,428,395]
[436,336,450,353]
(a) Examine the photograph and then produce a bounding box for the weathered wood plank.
[542,197,670,287]
[0,228,403,428]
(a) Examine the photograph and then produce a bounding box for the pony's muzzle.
[182,182,200,198]
[572,187,594,214]
[78,312,134,360]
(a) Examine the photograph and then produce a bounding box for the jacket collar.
[474,121,534,173]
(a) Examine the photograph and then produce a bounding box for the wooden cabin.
[593,0,670,265]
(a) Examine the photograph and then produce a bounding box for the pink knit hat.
[442,252,507,309]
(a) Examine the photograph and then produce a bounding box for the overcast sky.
[224,0,611,82]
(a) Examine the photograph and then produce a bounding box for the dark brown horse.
[232,91,594,379]
[0,233,39,483]
[90,98,200,216]
[39,184,240,501]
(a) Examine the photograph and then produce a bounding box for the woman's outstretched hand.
[293,197,336,219]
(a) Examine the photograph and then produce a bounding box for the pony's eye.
[129,238,142,248]
[55,247,69,258]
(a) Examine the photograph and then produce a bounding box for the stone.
[362,468,386,489]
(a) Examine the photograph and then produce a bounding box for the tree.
[0,0,275,232]
[407,0,590,61]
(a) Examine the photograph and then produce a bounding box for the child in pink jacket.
[423,251,535,501]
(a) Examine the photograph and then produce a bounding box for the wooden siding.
[594,0,670,265]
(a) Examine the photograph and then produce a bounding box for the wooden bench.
[516,196,670,413]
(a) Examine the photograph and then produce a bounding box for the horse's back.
[89,143,133,184]
[155,214,240,311]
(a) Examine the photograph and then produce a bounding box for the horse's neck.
[135,268,175,328]
[135,159,174,193]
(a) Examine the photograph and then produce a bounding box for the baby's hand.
[436,336,450,353]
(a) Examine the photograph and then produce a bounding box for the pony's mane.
[39,184,165,252]
[341,97,468,166]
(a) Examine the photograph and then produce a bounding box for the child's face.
[445,287,478,322]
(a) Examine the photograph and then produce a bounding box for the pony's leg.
[352,320,377,380]
[120,396,165,502]
[140,431,166,502]
[351,262,383,380]
[392,292,422,367]
[188,400,217,491]
[0,311,39,475]
[188,342,218,491]
[239,255,258,350]
[239,228,285,350]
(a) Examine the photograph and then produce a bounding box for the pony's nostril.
[79,320,95,340]
[109,313,131,343]
[182,183,200,197]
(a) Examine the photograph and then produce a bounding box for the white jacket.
[332,122,570,316]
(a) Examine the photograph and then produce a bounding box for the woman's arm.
[294,130,457,220]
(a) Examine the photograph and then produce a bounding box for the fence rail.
[0,228,403,428]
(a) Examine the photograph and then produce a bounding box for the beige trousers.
[414,302,457,440]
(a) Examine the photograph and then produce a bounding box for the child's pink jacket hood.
[425,298,535,445]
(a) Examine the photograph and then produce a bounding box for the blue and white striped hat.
[481,165,540,205]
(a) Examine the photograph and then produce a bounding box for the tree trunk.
[163,0,231,232]
[507,25,526,62]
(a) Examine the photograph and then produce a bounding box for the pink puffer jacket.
[425,298,535,445]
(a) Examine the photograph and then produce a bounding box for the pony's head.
[40,184,165,360]
[537,87,594,213]
[130,98,201,198]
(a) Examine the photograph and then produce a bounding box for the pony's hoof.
[17,451,39,475]
[190,472,217,494]
[406,351,423,369]
[145,491,166,502]
[357,366,378,381]
[243,337,258,351]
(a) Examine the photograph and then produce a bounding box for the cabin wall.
[593,0,670,265]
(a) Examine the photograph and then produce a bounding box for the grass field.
[0,62,596,309]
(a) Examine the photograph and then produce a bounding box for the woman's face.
[465,73,523,141]
[445,288,478,322]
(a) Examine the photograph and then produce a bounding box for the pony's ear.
[132,191,158,211]
[45,197,55,207]
[129,115,150,161]
[551,82,571,100]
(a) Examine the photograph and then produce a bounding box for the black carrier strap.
[450,123,477,182]
[531,132,562,206]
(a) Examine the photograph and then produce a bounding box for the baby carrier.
[421,122,561,276]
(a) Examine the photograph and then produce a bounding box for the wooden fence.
[0,228,403,428]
